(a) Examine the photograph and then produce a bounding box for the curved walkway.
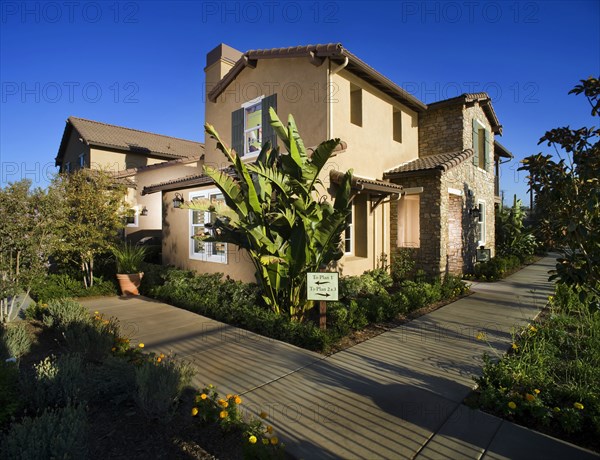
[81,255,598,459]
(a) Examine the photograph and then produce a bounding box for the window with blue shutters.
[232,94,277,157]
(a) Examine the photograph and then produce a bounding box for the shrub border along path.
[80,255,598,460]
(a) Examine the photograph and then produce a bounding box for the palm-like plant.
[186,109,353,320]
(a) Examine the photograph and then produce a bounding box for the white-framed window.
[397,195,420,248]
[344,205,354,255]
[189,189,227,264]
[476,200,486,245]
[472,119,489,171]
[64,162,71,173]
[243,96,263,156]
[78,153,85,169]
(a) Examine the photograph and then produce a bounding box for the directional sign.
[307,272,339,301]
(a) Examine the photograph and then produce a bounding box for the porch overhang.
[330,170,404,198]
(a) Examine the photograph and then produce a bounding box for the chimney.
[204,43,243,100]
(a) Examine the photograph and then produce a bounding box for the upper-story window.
[472,119,490,171]
[350,83,362,127]
[231,94,277,157]
[393,108,402,143]
[78,153,85,169]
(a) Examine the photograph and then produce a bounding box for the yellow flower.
[574,402,584,410]
[248,435,257,444]
[266,425,273,433]
[508,401,517,410]
[208,384,214,388]
[476,332,486,341]
[534,389,540,395]
[160,353,165,358]
[156,357,162,363]
[191,407,199,416]
[94,311,99,314]
[226,394,233,400]
[200,393,207,400]
[529,325,537,333]
[111,347,116,352]
[511,343,519,350]
[553,407,561,413]
[234,396,242,404]
[262,439,269,446]
[218,399,228,408]
[259,411,268,419]
[525,393,535,402]
[138,343,145,348]
[548,295,554,302]
[219,410,228,419]
[270,436,279,445]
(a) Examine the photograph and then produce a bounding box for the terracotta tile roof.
[142,167,236,195]
[330,170,403,196]
[56,117,204,166]
[207,43,427,113]
[112,156,202,179]
[384,150,474,177]
[427,93,502,134]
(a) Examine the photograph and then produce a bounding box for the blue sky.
[1,0,599,203]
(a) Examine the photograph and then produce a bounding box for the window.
[344,205,354,254]
[393,108,402,142]
[189,189,227,263]
[232,94,277,158]
[350,83,362,126]
[244,99,262,155]
[78,153,85,169]
[126,208,138,228]
[397,195,420,248]
[64,162,71,173]
[472,119,490,171]
[476,200,486,245]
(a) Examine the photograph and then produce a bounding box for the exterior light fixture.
[172,193,184,208]
[140,206,148,216]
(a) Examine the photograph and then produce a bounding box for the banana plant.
[185,109,353,321]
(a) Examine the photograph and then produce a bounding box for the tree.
[519,76,600,302]
[495,195,537,260]
[0,180,61,321]
[186,109,353,321]
[51,169,126,288]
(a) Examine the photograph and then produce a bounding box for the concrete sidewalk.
[81,255,598,459]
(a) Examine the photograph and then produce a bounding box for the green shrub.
[62,315,118,362]
[0,361,21,426]
[440,275,470,299]
[139,262,174,295]
[87,355,136,404]
[0,321,32,359]
[26,354,87,408]
[390,248,416,283]
[31,274,116,303]
[473,255,522,281]
[399,281,442,310]
[42,298,91,329]
[0,404,88,460]
[134,356,194,421]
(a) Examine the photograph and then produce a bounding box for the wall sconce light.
[140,206,148,216]
[172,193,184,208]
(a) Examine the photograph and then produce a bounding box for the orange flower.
[525,393,535,402]
[234,396,242,404]
[219,411,228,419]
[200,393,207,400]
[266,425,273,433]
[270,436,279,445]
[191,407,199,416]
[259,411,268,419]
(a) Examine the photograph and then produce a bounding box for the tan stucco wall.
[90,148,166,175]
[60,129,90,171]
[161,188,256,283]
[124,161,202,240]
[204,57,329,167]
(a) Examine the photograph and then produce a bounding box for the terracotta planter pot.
[116,273,144,296]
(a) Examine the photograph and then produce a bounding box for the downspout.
[328,56,349,139]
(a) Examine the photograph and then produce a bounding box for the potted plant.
[124,208,136,225]
[112,243,147,295]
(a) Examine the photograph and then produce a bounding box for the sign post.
[307,272,339,330]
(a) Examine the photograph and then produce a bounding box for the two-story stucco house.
[142,43,511,280]
[56,116,204,242]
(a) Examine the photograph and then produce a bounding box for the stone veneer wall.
[390,172,443,276]
[418,104,463,156]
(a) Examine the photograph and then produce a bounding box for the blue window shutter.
[261,94,277,149]
[472,119,479,167]
[231,108,244,157]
